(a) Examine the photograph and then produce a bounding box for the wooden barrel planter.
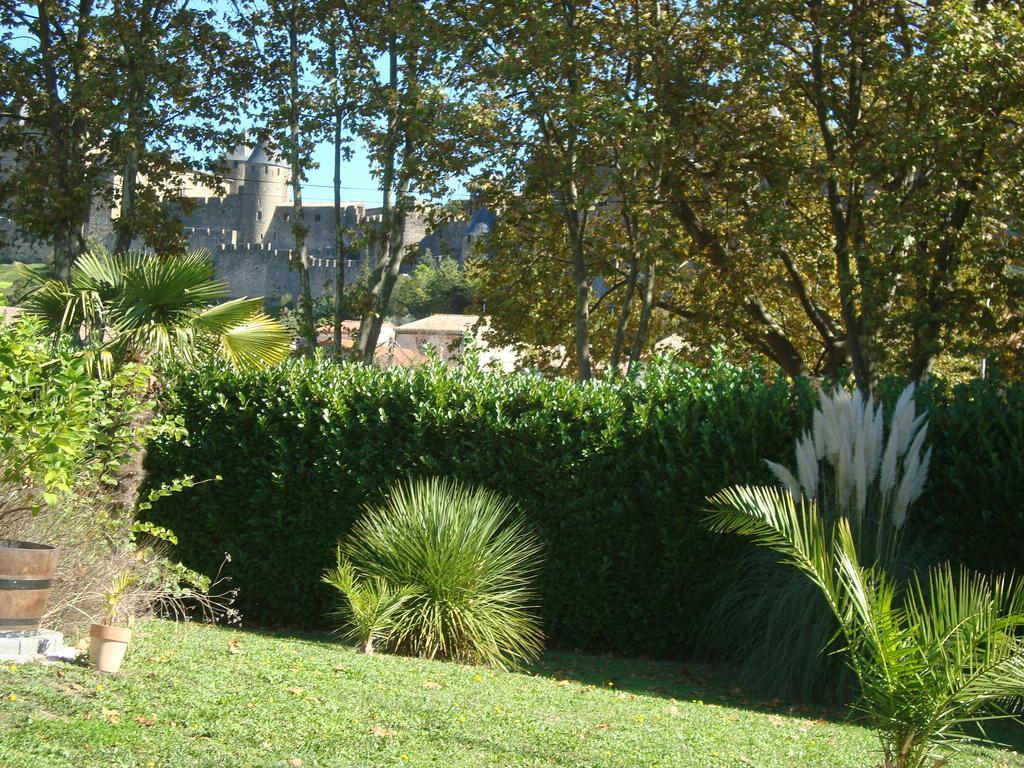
[0,539,58,635]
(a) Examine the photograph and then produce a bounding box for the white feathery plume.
[864,401,885,485]
[879,421,901,499]
[834,434,854,516]
[765,381,930,563]
[765,459,801,500]
[905,412,927,457]
[812,409,828,460]
[850,389,866,434]
[815,392,839,459]
[892,384,918,456]
[795,434,819,500]
[853,426,869,520]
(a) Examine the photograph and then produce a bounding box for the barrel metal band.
[0,617,41,626]
[0,578,52,590]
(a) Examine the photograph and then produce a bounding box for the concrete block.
[0,629,64,658]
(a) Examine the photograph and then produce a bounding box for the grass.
[1,620,1022,768]
[0,262,48,304]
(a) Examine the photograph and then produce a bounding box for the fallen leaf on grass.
[135,714,158,726]
[101,707,120,725]
[227,639,243,655]
[423,681,443,690]
[666,705,679,716]
[287,759,304,767]
[370,725,398,737]
[596,723,611,731]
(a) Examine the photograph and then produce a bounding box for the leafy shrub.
[325,477,543,669]
[143,354,1024,667]
[0,317,232,637]
[143,354,804,655]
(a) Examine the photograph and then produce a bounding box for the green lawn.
[1,620,1021,768]
[0,262,48,305]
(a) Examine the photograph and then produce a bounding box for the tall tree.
[234,0,319,355]
[471,0,689,379]
[315,3,362,355]
[350,0,473,363]
[659,0,1024,391]
[0,0,112,281]
[469,1,611,381]
[102,0,238,255]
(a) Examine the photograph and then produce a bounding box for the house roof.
[375,344,429,367]
[395,314,480,334]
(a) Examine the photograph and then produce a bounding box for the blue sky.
[302,140,380,205]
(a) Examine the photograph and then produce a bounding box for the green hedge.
[143,357,811,655]
[142,358,1024,657]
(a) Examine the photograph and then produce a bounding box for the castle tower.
[237,144,290,243]
[223,143,252,196]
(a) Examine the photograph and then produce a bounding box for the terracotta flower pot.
[89,624,132,673]
[0,539,59,635]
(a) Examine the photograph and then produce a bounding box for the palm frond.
[217,314,292,370]
[193,297,268,334]
[18,246,289,374]
[705,485,837,609]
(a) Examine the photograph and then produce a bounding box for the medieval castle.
[0,142,495,302]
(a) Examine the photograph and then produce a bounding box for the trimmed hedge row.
[144,358,810,655]
[142,358,1024,657]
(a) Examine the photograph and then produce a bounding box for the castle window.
[284,213,290,222]
[256,211,263,221]
[264,167,268,175]
[314,213,321,223]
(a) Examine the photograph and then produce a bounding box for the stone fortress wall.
[1,141,490,303]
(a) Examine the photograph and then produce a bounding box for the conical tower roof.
[248,143,289,168]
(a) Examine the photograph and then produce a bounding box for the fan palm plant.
[707,486,1024,768]
[322,553,416,655]
[19,248,291,374]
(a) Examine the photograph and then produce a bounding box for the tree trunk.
[364,190,409,357]
[37,0,93,282]
[355,35,400,363]
[609,255,638,376]
[568,211,591,382]
[114,143,140,254]
[287,7,315,357]
[330,37,346,356]
[627,261,656,376]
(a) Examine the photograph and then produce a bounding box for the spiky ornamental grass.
[324,477,544,670]
[707,487,1024,768]
[765,384,932,568]
[707,386,1024,767]
[703,385,933,703]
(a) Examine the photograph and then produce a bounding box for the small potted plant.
[89,574,136,674]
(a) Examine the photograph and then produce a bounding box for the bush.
[0,318,232,637]
[142,355,1024,664]
[143,355,806,656]
[324,477,543,669]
